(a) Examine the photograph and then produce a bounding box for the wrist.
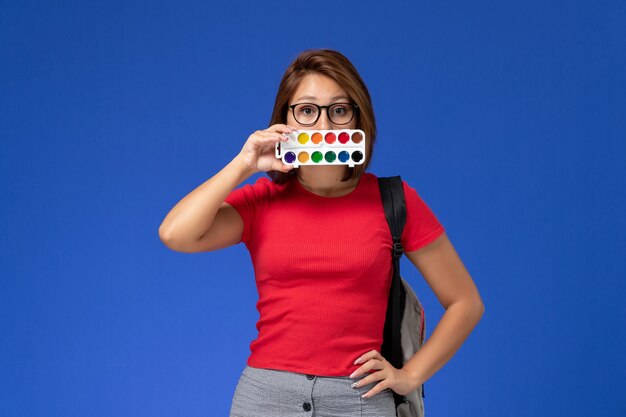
[232,155,257,177]
[401,365,425,389]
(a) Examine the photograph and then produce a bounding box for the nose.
[314,109,334,130]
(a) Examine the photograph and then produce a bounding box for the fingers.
[265,153,294,173]
[239,124,299,174]
[360,380,388,399]
[349,358,384,379]
[350,350,386,387]
[247,124,298,147]
[349,349,385,380]
[354,349,382,365]
[349,361,388,397]
[350,369,385,391]
[272,160,294,173]
[349,350,399,398]
[249,129,290,146]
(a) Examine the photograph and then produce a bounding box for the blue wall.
[1,1,625,416]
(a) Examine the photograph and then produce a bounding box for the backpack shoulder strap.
[379,176,429,404]
[378,175,407,257]
[378,176,409,410]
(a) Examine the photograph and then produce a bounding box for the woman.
[159,49,484,417]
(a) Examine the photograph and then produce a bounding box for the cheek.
[286,112,296,125]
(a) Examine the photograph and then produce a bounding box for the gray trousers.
[229,365,396,417]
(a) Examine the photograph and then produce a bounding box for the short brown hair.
[266,49,376,184]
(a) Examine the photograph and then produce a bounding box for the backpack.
[378,176,426,417]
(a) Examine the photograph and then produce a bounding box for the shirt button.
[303,402,312,411]
[306,374,315,380]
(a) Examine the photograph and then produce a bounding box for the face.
[287,73,357,131]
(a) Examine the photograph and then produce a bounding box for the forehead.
[292,73,349,102]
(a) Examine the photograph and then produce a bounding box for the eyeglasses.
[288,102,359,126]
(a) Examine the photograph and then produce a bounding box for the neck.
[296,166,360,197]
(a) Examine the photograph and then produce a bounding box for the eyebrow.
[294,95,350,102]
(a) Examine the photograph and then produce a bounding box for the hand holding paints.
[237,124,298,174]
[275,129,366,168]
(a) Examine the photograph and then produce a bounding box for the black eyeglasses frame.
[287,102,359,126]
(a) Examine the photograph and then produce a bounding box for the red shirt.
[224,172,445,376]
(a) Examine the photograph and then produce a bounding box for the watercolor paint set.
[275,129,366,168]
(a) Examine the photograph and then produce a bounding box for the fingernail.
[351,382,358,388]
[353,358,362,365]
[349,372,356,379]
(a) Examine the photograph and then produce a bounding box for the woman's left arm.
[351,232,484,397]
[401,231,485,386]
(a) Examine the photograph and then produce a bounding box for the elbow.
[476,300,485,319]
[158,224,171,243]
[158,226,203,253]
[158,225,179,250]
[158,226,168,242]
[459,299,484,327]
[452,296,484,322]
[473,296,485,321]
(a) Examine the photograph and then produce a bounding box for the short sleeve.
[223,177,271,244]
[401,180,446,252]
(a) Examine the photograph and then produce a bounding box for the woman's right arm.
[158,124,295,253]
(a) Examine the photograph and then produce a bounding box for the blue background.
[1,1,625,416]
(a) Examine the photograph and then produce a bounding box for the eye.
[332,104,349,115]
[297,105,316,115]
